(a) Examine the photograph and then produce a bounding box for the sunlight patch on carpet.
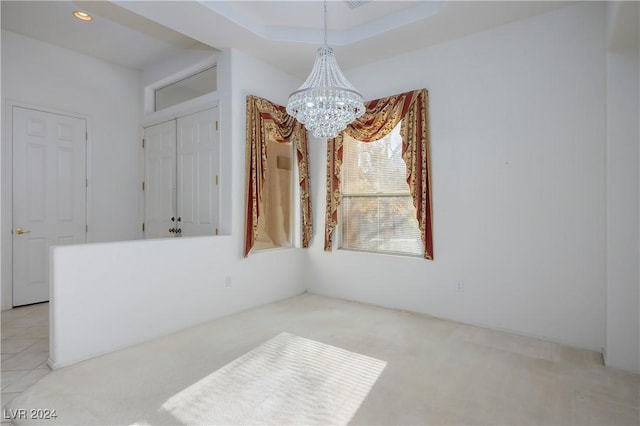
[160,332,387,425]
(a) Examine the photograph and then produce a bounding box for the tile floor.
[1,303,50,419]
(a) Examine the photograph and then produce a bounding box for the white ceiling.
[1,1,215,70]
[1,1,575,77]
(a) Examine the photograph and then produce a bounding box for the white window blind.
[341,123,423,256]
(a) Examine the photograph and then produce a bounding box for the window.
[340,122,423,256]
[154,66,217,112]
[253,136,294,251]
[244,95,311,257]
[325,89,432,259]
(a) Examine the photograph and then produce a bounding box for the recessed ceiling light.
[73,11,93,21]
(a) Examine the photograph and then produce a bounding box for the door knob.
[15,228,31,235]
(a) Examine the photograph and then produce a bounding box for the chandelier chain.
[323,0,328,46]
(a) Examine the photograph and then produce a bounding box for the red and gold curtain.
[245,95,312,257]
[325,89,433,259]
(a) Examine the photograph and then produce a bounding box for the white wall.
[1,30,142,309]
[50,236,307,368]
[49,48,307,367]
[306,3,609,351]
[604,2,640,373]
[11,1,638,373]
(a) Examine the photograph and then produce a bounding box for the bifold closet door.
[144,120,177,238]
[176,107,220,237]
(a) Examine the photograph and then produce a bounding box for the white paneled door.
[144,120,177,238]
[177,107,220,237]
[144,107,219,239]
[12,107,87,306]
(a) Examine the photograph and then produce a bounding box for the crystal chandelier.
[286,0,365,139]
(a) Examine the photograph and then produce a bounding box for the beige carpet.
[159,332,385,425]
[6,293,640,425]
